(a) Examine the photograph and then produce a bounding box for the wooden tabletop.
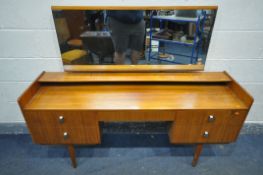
[25,83,247,110]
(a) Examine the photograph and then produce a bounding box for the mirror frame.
[51,6,218,72]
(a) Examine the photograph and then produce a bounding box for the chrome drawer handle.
[203,131,209,138]
[63,132,69,140]
[234,111,240,116]
[58,116,64,124]
[208,115,215,122]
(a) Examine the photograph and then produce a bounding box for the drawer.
[169,124,242,144]
[23,111,101,144]
[175,110,247,126]
[24,111,98,127]
[29,126,100,144]
[97,111,176,121]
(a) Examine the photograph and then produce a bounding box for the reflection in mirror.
[52,9,217,65]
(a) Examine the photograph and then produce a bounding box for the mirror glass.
[52,9,217,65]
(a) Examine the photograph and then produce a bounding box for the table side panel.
[225,71,254,107]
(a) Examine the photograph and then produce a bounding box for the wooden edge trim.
[63,65,205,73]
[38,72,231,83]
[17,71,45,108]
[51,6,218,11]
[224,71,254,108]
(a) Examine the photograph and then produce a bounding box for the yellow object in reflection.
[62,49,87,64]
[67,39,83,48]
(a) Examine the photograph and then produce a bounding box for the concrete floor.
[0,133,262,175]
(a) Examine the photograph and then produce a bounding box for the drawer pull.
[63,132,69,140]
[58,116,64,123]
[203,131,209,138]
[234,111,240,116]
[208,115,215,122]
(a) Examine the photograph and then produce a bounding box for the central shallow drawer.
[97,111,176,121]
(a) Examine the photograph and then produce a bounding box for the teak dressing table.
[18,67,253,168]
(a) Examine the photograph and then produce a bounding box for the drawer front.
[175,110,247,126]
[169,124,242,143]
[24,111,98,127]
[23,111,100,144]
[97,111,176,121]
[169,110,248,144]
[29,126,100,144]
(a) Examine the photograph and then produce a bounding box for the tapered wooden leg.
[192,144,203,167]
[68,145,77,168]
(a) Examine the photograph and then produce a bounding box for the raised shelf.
[38,72,232,83]
[63,65,204,72]
[25,83,247,110]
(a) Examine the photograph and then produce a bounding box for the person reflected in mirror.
[107,10,145,64]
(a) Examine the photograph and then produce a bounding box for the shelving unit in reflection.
[148,11,206,64]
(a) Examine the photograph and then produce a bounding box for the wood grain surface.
[18,71,253,167]
[24,83,247,110]
[38,72,231,83]
[169,110,247,143]
[23,111,101,145]
[63,65,204,73]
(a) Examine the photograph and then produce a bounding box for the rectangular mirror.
[52,7,217,67]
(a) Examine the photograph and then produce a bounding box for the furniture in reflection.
[81,31,114,64]
[148,11,206,64]
[54,18,70,45]
[67,39,83,49]
[61,49,87,64]
[62,10,85,39]
[18,71,253,168]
